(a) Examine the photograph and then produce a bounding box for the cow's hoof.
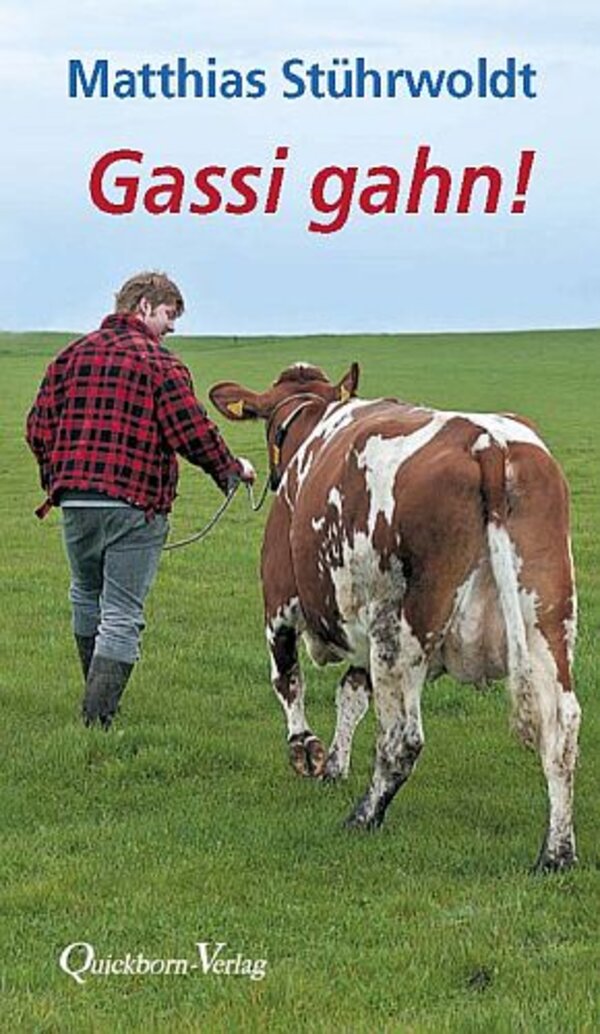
[344,814,379,832]
[288,733,327,778]
[343,808,380,832]
[532,834,577,874]
[343,788,390,831]
[533,850,578,875]
[322,751,346,783]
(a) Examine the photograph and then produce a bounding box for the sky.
[0,1,598,335]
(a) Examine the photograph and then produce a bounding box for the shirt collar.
[100,312,160,342]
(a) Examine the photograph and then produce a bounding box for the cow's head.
[210,362,360,489]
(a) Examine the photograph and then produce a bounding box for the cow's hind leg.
[511,630,581,873]
[345,614,427,830]
[324,667,371,782]
[536,686,580,872]
[267,621,326,778]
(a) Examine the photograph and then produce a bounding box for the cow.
[209,362,580,872]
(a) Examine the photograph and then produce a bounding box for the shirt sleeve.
[153,357,242,492]
[25,360,62,490]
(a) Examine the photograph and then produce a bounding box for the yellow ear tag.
[272,444,281,466]
[339,385,351,403]
[227,399,245,417]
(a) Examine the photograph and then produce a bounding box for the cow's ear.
[337,362,360,402]
[209,381,268,420]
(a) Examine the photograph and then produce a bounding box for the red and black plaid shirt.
[26,313,242,516]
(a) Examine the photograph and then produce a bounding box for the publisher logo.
[59,941,268,984]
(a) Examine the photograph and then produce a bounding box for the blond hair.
[114,271,185,316]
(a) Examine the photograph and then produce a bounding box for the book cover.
[1,3,597,1031]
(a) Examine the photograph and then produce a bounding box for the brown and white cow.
[210,363,580,871]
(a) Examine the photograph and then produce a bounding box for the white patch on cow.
[355,416,444,537]
[441,561,504,683]
[451,567,484,642]
[297,447,316,489]
[327,671,370,780]
[564,539,577,665]
[323,530,408,669]
[280,474,296,511]
[265,596,310,738]
[309,488,344,549]
[486,523,532,686]
[266,597,302,656]
[395,612,425,669]
[317,398,374,444]
[327,531,373,666]
[451,412,549,453]
[564,613,577,667]
[281,399,373,497]
[368,612,426,798]
[471,432,491,455]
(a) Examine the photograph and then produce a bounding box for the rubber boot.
[82,654,134,730]
[75,634,96,679]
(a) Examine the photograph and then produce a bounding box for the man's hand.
[237,457,256,484]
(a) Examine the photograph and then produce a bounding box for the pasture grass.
[1,327,599,1032]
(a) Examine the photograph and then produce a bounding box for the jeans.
[61,507,169,664]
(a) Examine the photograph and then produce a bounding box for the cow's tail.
[476,436,537,748]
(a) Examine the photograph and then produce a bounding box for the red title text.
[88,145,537,234]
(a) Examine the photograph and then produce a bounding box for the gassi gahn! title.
[88,145,537,234]
[69,56,537,100]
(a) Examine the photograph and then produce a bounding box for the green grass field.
[1,328,598,1033]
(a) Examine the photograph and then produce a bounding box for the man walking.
[26,271,255,729]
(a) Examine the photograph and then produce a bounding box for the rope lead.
[163,473,270,552]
